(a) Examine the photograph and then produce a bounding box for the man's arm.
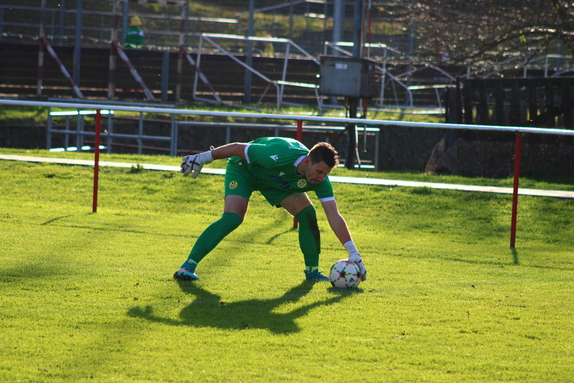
[181,143,248,177]
[321,199,367,281]
[321,199,352,245]
[210,143,248,160]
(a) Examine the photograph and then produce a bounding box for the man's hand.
[344,241,367,281]
[180,154,202,178]
[180,151,213,178]
[348,253,367,281]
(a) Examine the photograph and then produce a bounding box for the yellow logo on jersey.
[297,179,307,188]
[229,181,239,189]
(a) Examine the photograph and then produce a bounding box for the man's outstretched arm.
[321,199,352,244]
[210,143,248,160]
[181,143,248,177]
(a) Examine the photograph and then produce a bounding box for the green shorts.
[225,158,294,207]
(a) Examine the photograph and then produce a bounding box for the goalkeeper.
[174,137,367,283]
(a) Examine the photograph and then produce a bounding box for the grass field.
[1,150,574,382]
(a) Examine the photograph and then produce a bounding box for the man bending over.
[174,137,367,283]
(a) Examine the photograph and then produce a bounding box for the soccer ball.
[329,259,361,289]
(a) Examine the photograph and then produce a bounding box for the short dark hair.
[308,142,339,168]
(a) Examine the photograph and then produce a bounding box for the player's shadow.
[127,281,352,334]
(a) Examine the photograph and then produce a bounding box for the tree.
[384,0,574,73]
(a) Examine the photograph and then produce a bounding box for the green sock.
[184,212,243,266]
[295,206,321,269]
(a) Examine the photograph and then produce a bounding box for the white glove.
[344,241,367,281]
[180,150,214,178]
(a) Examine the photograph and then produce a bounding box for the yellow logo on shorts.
[297,179,307,188]
[229,181,239,189]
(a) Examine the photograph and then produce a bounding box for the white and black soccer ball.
[329,259,361,289]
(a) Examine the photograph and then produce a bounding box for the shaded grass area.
[1,155,574,382]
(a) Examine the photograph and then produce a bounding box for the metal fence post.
[510,132,522,248]
[170,114,177,156]
[92,109,101,213]
[46,107,52,150]
[138,111,144,154]
[107,111,113,154]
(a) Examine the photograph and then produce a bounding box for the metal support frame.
[193,33,321,111]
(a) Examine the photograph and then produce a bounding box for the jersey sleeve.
[243,144,252,163]
[314,177,335,201]
[245,143,276,168]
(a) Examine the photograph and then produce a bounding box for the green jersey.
[125,26,144,48]
[229,137,334,203]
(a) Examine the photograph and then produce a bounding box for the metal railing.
[42,100,380,168]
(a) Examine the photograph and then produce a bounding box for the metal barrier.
[46,106,379,168]
[48,109,113,153]
[46,108,177,156]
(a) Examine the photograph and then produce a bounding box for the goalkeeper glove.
[344,240,367,281]
[180,150,214,178]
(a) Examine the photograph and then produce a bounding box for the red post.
[294,120,303,229]
[92,110,102,213]
[510,132,522,248]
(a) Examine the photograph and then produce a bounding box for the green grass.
[1,151,574,382]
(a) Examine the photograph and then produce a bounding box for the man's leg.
[174,195,248,280]
[280,193,328,282]
[294,205,321,269]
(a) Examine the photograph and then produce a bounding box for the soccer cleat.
[304,269,330,282]
[173,267,200,281]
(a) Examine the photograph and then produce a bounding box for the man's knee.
[295,205,319,232]
[295,204,315,218]
[224,195,249,219]
[280,193,312,216]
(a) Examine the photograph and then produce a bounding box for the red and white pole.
[40,36,84,98]
[113,41,155,100]
[108,0,119,99]
[37,0,47,96]
[37,37,45,96]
